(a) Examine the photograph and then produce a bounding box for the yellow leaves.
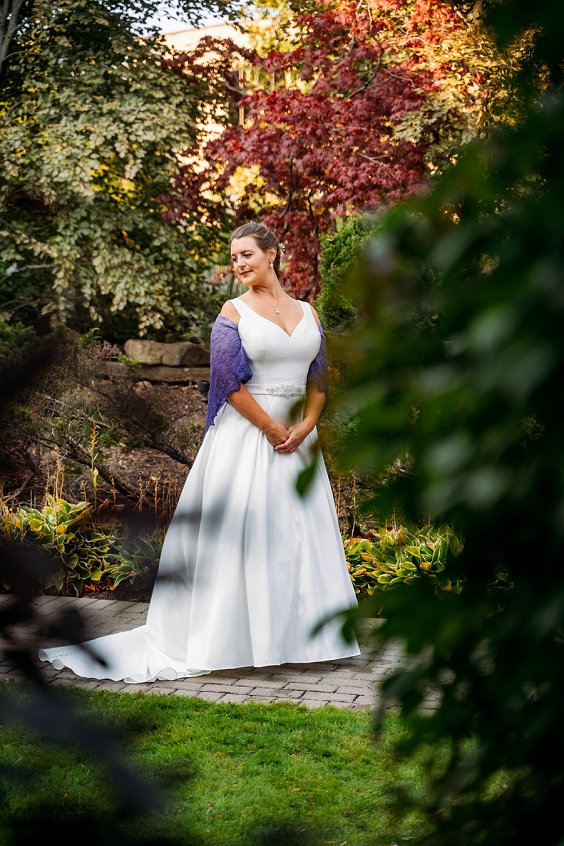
[120,230,141,251]
[344,523,463,597]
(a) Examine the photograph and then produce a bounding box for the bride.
[39,221,361,682]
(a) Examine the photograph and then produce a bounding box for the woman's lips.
[240,270,252,277]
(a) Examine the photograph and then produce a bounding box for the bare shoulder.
[219,300,240,323]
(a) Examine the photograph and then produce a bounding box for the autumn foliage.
[164,0,515,298]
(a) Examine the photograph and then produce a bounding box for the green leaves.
[332,1,564,842]
[344,523,463,599]
[104,533,162,589]
[1,493,118,595]
[1,483,164,597]
[0,0,231,337]
[295,462,317,497]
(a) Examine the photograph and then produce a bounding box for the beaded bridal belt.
[247,383,306,398]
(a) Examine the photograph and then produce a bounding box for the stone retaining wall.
[107,339,211,386]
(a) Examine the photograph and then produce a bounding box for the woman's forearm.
[226,381,326,444]
[303,383,326,432]
[228,385,291,447]
[227,385,273,432]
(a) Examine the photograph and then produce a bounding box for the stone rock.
[104,362,210,385]
[123,340,161,365]
[123,339,210,367]
[162,342,209,366]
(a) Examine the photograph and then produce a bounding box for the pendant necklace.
[269,265,280,313]
[255,286,280,314]
[272,287,280,314]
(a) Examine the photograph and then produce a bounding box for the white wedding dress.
[39,298,360,682]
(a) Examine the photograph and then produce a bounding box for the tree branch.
[355,150,393,168]
[0,263,54,285]
[0,0,25,80]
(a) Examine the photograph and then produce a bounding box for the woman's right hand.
[227,385,290,446]
[261,420,291,447]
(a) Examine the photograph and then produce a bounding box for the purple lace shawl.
[308,322,329,395]
[204,315,329,434]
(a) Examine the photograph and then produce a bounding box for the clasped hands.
[263,419,313,454]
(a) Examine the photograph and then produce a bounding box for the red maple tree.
[163,1,509,298]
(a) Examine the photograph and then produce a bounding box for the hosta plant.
[344,523,463,601]
[104,533,162,595]
[1,493,120,596]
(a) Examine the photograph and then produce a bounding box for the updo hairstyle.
[230,222,285,275]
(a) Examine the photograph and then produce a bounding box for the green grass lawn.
[0,683,438,845]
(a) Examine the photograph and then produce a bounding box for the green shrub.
[316,216,381,332]
[0,317,37,371]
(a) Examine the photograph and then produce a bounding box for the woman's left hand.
[274,421,313,454]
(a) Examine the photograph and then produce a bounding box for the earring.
[269,261,273,268]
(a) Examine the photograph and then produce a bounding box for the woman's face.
[230,236,275,287]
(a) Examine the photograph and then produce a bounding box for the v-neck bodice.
[230,297,322,390]
[235,297,306,338]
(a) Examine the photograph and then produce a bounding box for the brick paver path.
[0,595,441,712]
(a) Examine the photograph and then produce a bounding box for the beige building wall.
[161,20,261,52]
